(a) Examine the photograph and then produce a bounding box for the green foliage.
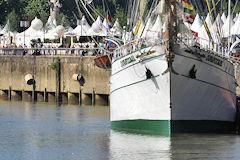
[6,9,20,31]
[24,0,49,24]
[114,6,127,27]
[57,13,70,27]
[49,62,57,70]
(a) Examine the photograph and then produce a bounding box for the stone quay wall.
[0,55,111,106]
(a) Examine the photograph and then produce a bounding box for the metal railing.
[0,48,107,56]
[112,38,168,62]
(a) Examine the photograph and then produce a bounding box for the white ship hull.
[110,44,237,135]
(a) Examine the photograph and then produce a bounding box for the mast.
[228,0,231,54]
[166,0,178,51]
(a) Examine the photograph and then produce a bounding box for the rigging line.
[79,0,95,22]
[102,0,106,14]
[87,3,105,18]
[233,0,239,14]
[75,0,83,19]
[138,0,157,38]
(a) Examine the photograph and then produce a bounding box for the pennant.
[106,11,113,27]
[182,0,193,10]
[183,12,195,24]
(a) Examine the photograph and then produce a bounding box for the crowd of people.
[0,42,115,56]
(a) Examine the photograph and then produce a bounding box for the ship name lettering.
[206,55,223,66]
[120,56,136,67]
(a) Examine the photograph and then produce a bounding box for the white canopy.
[222,15,234,37]
[16,17,46,46]
[142,17,153,38]
[71,16,91,36]
[190,14,202,33]
[110,18,122,37]
[205,13,213,29]
[152,0,165,15]
[145,15,163,39]
[0,25,2,33]
[198,25,210,48]
[87,16,107,36]
[234,13,239,22]
[211,14,223,44]
[45,16,57,31]
[232,14,240,35]
[221,13,227,23]
[0,21,10,35]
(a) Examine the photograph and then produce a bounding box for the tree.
[24,0,49,24]
[5,9,20,31]
[114,6,127,27]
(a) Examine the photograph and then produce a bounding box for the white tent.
[234,13,239,22]
[87,16,107,36]
[222,15,234,37]
[144,15,163,39]
[110,18,122,37]
[190,14,203,33]
[45,16,57,31]
[103,18,108,29]
[211,14,223,44]
[205,13,213,29]
[152,0,165,15]
[0,20,17,46]
[221,13,227,23]
[198,25,209,48]
[142,17,153,38]
[0,25,2,33]
[16,17,45,46]
[71,15,91,36]
[0,21,10,35]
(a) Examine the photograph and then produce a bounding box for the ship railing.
[112,38,168,61]
[179,36,234,59]
[0,48,106,56]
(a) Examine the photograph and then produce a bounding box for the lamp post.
[20,20,29,46]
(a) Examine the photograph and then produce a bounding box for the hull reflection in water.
[109,130,171,160]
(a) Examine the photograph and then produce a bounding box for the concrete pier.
[0,56,110,106]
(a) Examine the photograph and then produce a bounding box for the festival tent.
[87,16,107,36]
[152,0,165,15]
[110,18,122,37]
[0,25,2,34]
[70,16,91,36]
[198,25,210,48]
[205,13,213,28]
[190,14,203,33]
[45,16,57,31]
[211,14,223,43]
[16,17,45,46]
[232,14,240,35]
[144,15,163,39]
[103,18,108,29]
[222,15,234,37]
[221,13,227,23]
[234,13,239,22]
[142,17,153,38]
[0,20,17,46]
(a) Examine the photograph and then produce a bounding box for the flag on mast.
[182,0,194,10]
[106,11,113,28]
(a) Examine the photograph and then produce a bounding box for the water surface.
[0,101,240,160]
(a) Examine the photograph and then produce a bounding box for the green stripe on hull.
[111,120,236,136]
[111,120,171,136]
